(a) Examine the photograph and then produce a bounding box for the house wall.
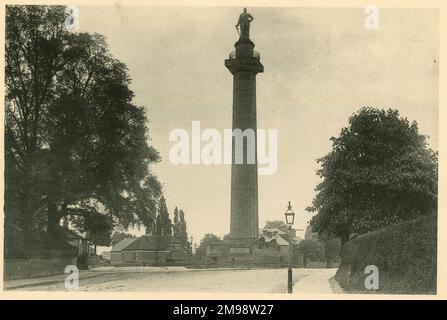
[110,252,124,265]
[157,251,169,263]
[4,257,77,280]
[88,255,101,267]
[259,246,280,256]
[171,249,186,262]
[110,250,186,266]
[279,245,289,257]
[135,251,157,263]
[123,251,136,263]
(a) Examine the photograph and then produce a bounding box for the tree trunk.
[340,233,349,245]
[339,233,350,255]
[47,199,61,241]
[18,163,35,246]
[18,197,34,245]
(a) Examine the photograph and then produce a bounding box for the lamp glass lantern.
[284,201,295,226]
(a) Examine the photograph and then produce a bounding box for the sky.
[78,6,438,244]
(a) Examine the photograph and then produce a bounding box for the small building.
[258,227,303,262]
[111,236,186,266]
[60,226,108,268]
[60,226,90,256]
[260,232,289,256]
[100,251,111,262]
[110,237,138,265]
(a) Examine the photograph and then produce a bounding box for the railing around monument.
[229,50,261,61]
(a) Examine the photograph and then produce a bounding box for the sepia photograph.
[0,1,444,301]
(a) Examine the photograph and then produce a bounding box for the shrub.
[336,214,437,294]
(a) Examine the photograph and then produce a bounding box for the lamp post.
[284,201,295,293]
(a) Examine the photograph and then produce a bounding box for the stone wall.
[4,257,77,280]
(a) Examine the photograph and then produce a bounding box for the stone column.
[225,38,264,245]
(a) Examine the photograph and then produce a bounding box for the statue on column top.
[235,8,254,40]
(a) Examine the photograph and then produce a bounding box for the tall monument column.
[225,9,263,246]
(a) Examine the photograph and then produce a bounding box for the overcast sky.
[78,6,438,243]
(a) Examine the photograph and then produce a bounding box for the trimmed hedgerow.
[335,214,437,294]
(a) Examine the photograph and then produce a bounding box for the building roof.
[263,227,287,235]
[274,235,290,246]
[111,237,138,252]
[291,236,303,244]
[262,234,289,246]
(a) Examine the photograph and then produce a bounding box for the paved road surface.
[7,267,340,293]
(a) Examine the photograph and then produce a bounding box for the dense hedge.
[335,214,437,294]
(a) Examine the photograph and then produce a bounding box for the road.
[7,267,341,293]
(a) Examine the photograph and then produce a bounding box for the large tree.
[307,108,438,245]
[173,207,180,238]
[297,239,324,264]
[302,225,340,268]
[177,209,190,251]
[110,230,135,247]
[154,196,172,237]
[264,220,289,233]
[5,5,161,256]
[5,5,85,252]
[195,234,222,257]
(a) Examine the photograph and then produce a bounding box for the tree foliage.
[302,225,341,267]
[153,196,172,237]
[195,234,222,257]
[174,209,190,251]
[70,214,114,247]
[173,207,180,237]
[297,239,324,261]
[110,231,135,247]
[5,5,161,256]
[307,108,438,243]
[264,220,289,233]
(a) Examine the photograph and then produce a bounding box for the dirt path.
[6,267,342,293]
[293,268,340,294]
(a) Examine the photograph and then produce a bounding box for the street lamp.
[284,201,295,293]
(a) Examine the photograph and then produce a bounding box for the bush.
[336,214,437,294]
[297,239,324,261]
